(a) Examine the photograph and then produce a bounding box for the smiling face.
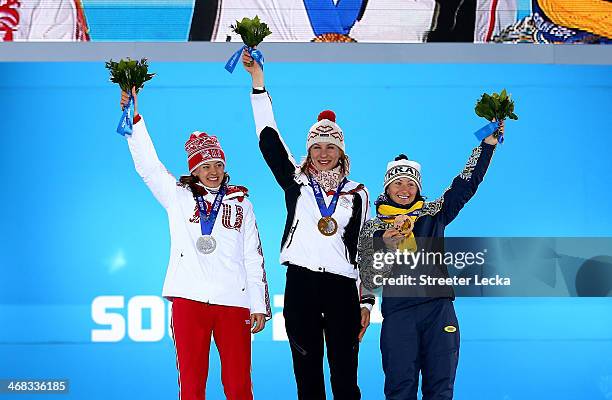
[386,178,419,205]
[309,143,341,171]
[192,160,225,188]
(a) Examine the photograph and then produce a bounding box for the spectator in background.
[1,0,89,41]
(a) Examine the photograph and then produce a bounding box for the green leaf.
[231,15,272,47]
[105,57,156,93]
[475,89,518,122]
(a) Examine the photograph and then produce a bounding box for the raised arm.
[243,50,299,191]
[121,88,177,209]
[436,122,503,226]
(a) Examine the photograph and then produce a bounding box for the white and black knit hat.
[306,110,345,152]
[384,154,422,192]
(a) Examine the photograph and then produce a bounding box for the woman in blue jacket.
[358,123,504,400]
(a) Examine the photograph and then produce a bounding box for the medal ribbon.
[308,175,348,219]
[474,120,504,144]
[303,0,364,36]
[116,94,133,136]
[225,45,264,74]
[195,185,227,236]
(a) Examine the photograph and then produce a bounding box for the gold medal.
[400,218,414,234]
[393,215,414,235]
[318,217,338,236]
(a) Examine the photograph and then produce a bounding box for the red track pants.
[170,297,253,400]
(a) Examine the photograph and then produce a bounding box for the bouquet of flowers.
[474,89,518,142]
[105,58,155,135]
[231,16,271,48]
[225,16,272,73]
[105,58,155,93]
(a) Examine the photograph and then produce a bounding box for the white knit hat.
[306,110,345,152]
[384,154,422,192]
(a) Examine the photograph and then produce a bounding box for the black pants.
[381,298,460,400]
[283,265,362,400]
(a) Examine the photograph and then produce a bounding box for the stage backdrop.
[2,0,611,43]
[1,61,612,399]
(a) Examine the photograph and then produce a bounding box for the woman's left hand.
[250,313,267,334]
[358,307,371,342]
[484,119,505,145]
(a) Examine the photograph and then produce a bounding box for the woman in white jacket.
[120,87,271,400]
[242,52,373,400]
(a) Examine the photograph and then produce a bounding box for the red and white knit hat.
[185,131,226,173]
[306,110,345,152]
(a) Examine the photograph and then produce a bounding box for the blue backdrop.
[1,61,612,399]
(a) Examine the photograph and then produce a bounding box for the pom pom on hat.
[318,110,336,123]
[307,109,344,151]
[395,154,408,161]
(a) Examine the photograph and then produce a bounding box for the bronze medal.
[318,217,338,236]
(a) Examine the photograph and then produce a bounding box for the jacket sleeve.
[357,219,390,293]
[343,186,370,267]
[250,91,300,191]
[126,117,177,209]
[243,202,272,319]
[437,141,496,226]
[353,188,377,310]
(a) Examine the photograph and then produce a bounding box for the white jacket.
[251,92,370,280]
[126,117,271,317]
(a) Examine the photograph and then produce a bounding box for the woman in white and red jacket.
[242,52,374,400]
[120,88,271,400]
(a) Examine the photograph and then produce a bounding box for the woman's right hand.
[120,86,138,116]
[382,228,405,250]
[242,48,265,88]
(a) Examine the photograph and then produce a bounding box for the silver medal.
[196,235,217,254]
